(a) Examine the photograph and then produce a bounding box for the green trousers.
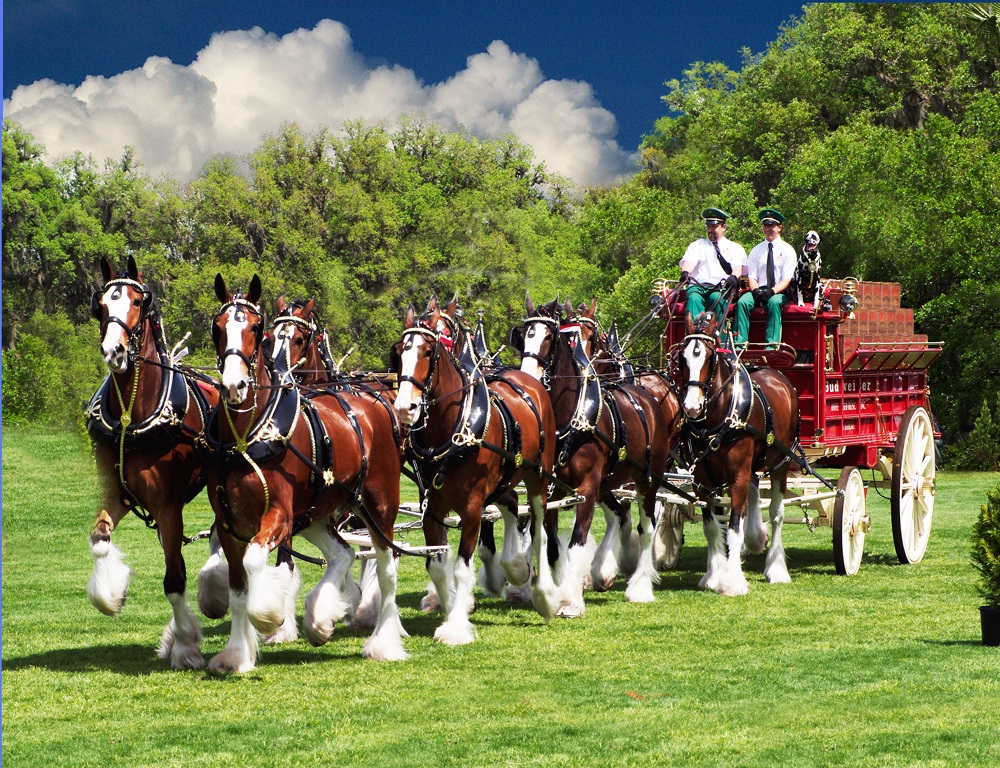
[685,284,728,322]
[735,290,790,345]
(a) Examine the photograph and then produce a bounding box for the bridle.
[213,296,266,381]
[271,307,317,380]
[91,278,153,359]
[394,325,442,397]
[681,332,721,420]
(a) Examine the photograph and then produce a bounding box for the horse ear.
[404,304,416,329]
[426,294,438,314]
[586,297,596,318]
[685,312,696,336]
[100,257,114,284]
[444,293,458,317]
[304,298,315,316]
[525,292,535,316]
[126,255,140,282]
[276,295,287,313]
[214,274,230,303]
[564,298,573,317]
[248,274,262,305]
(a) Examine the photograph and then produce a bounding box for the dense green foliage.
[972,482,1000,606]
[3,4,999,462]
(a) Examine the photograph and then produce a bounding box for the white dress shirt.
[680,237,748,285]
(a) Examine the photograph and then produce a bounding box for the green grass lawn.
[3,424,999,767]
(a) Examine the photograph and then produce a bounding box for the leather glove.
[678,270,690,287]
[724,275,739,294]
[751,287,768,303]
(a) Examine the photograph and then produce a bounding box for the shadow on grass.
[3,644,189,675]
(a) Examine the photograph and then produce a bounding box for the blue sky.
[3,1,806,186]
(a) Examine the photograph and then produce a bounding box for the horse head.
[212,273,265,405]
[566,297,599,359]
[391,300,442,426]
[680,318,724,421]
[512,293,561,381]
[92,255,152,373]
[271,295,317,385]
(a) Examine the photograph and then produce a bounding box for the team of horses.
[87,258,801,672]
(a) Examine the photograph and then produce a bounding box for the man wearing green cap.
[735,208,797,347]
[678,207,747,328]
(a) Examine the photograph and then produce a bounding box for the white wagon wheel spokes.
[891,405,936,564]
[833,466,868,576]
[652,500,685,571]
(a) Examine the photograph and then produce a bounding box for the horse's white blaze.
[519,321,546,380]
[220,307,252,404]
[682,338,707,418]
[100,287,134,371]
[393,336,425,425]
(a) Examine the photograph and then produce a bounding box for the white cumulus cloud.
[3,20,636,187]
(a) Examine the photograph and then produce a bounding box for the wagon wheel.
[833,466,868,576]
[652,500,684,571]
[891,405,935,564]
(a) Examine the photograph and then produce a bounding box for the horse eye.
[133,299,142,306]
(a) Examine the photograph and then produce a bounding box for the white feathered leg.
[499,506,532,588]
[363,547,409,660]
[591,503,621,591]
[265,563,301,644]
[743,483,768,554]
[625,491,659,603]
[557,543,589,618]
[433,555,478,645]
[157,592,205,669]
[300,524,358,645]
[244,544,294,636]
[718,525,750,596]
[424,550,454,613]
[354,555,381,628]
[699,510,727,592]
[197,545,230,620]
[530,495,559,622]
[87,539,134,616]
[764,491,791,584]
[208,590,259,673]
[476,536,505,598]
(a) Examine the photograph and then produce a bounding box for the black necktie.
[766,242,775,289]
[713,241,732,275]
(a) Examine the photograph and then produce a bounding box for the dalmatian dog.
[795,230,823,307]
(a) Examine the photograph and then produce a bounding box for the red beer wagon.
[647,278,942,575]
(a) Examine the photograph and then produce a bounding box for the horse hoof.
[556,602,585,618]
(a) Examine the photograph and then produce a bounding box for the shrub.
[959,395,1000,471]
[972,483,1000,608]
[2,311,105,428]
